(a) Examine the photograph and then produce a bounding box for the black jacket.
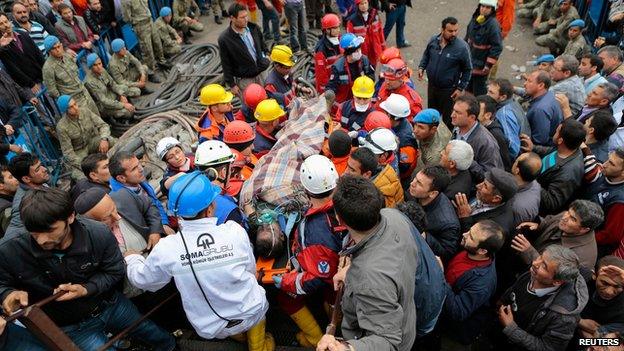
[500,271,589,351]
[423,194,461,261]
[418,34,472,90]
[218,23,270,87]
[460,201,515,239]
[83,8,103,33]
[486,119,512,171]
[110,187,164,240]
[0,218,125,326]
[0,31,45,89]
[0,69,34,107]
[535,147,584,216]
[465,13,503,73]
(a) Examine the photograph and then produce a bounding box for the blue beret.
[160,6,172,17]
[414,108,441,125]
[568,19,585,29]
[535,54,555,65]
[111,38,125,53]
[43,35,59,52]
[57,95,72,114]
[86,53,99,68]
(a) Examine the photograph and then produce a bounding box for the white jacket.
[125,217,268,339]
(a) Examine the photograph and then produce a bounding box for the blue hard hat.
[111,38,125,53]
[414,108,441,125]
[86,53,99,68]
[43,35,59,52]
[168,171,221,218]
[568,19,585,29]
[160,6,172,17]
[339,33,364,50]
[57,95,72,114]
[535,54,555,65]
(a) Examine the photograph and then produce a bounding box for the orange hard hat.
[243,83,268,109]
[223,120,256,145]
[364,111,392,131]
[380,47,403,65]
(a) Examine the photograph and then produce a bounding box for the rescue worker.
[108,39,154,94]
[563,19,589,59]
[265,45,310,106]
[41,35,100,115]
[375,58,423,122]
[125,172,273,351]
[375,46,416,93]
[363,110,392,131]
[84,53,139,120]
[196,84,235,143]
[172,0,204,42]
[326,33,375,105]
[235,83,267,124]
[346,0,385,66]
[223,120,258,174]
[194,140,246,226]
[535,0,579,56]
[153,7,183,58]
[360,126,400,176]
[465,0,503,96]
[253,99,285,158]
[314,13,342,93]
[55,95,112,180]
[335,75,375,131]
[273,155,347,348]
[379,93,418,180]
[122,0,163,77]
[156,137,196,196]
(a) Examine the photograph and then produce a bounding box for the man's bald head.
[513,152,542,183]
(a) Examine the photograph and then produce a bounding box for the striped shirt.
[14,21,49,54]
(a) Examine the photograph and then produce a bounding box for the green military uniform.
[563,33,590,59]
[84,69,140,119]
[122,0,164,70]
[533,0,564,34]
[56,107,113,179]
[172,0,204,33]
[109,52,148,89]
[517,0,542,18]
[208,0,226,19]
[153,17,182,57]
[42,53,100,116]
[536,6,580,55]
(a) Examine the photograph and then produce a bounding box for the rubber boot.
[290,307,323,347]
[247,319,275,351]
[249,9,258,23]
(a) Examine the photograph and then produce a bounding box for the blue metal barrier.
[584,0,611,44]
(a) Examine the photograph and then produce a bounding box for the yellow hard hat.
[351,76,375,99]
[270,45,295,67]
[254,99,286,122]
[199,84,234,106]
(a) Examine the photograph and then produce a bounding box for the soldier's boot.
[247,320,275,351]
[290,307,323,347]
[215,15,223,24]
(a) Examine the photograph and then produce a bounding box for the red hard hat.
[364,111,392,131]
[380,47,403,65]
[321,13,341,30]
[382,58,408,80]
[230,149,247,169]
[243,83,268,109]
[223,120,256,144]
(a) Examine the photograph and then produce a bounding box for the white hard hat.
[479,0,497,9]
[379,93,411,118]
[360,128,398,155]
[156,137,181,161]
[195,140,236,167]
[299,155,339,195]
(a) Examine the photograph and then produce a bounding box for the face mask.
[362,12,369,21]
[350,51,362,61]
[328,36,339,45]
[476,15,486,24]
[355,102,369,112]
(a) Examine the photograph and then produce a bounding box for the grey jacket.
[511,180,541,227]
[453,122,504,180]
[110,187,164,240]
[341,208,417,351]
[4,184,29,240]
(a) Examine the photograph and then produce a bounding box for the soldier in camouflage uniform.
[517,0,544,19]
[41,36,100,116]
[55,95,113,180]
[121,0,166,75]
[563,19,590,59]
[154,7,182,58]
[172,0,204,38]
[208,0,227,24]
[108,39,152,95]
[84,53,140,119]
[536,0,579,55]
[532,0,563,35]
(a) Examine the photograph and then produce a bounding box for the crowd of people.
[1,0,624,350]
